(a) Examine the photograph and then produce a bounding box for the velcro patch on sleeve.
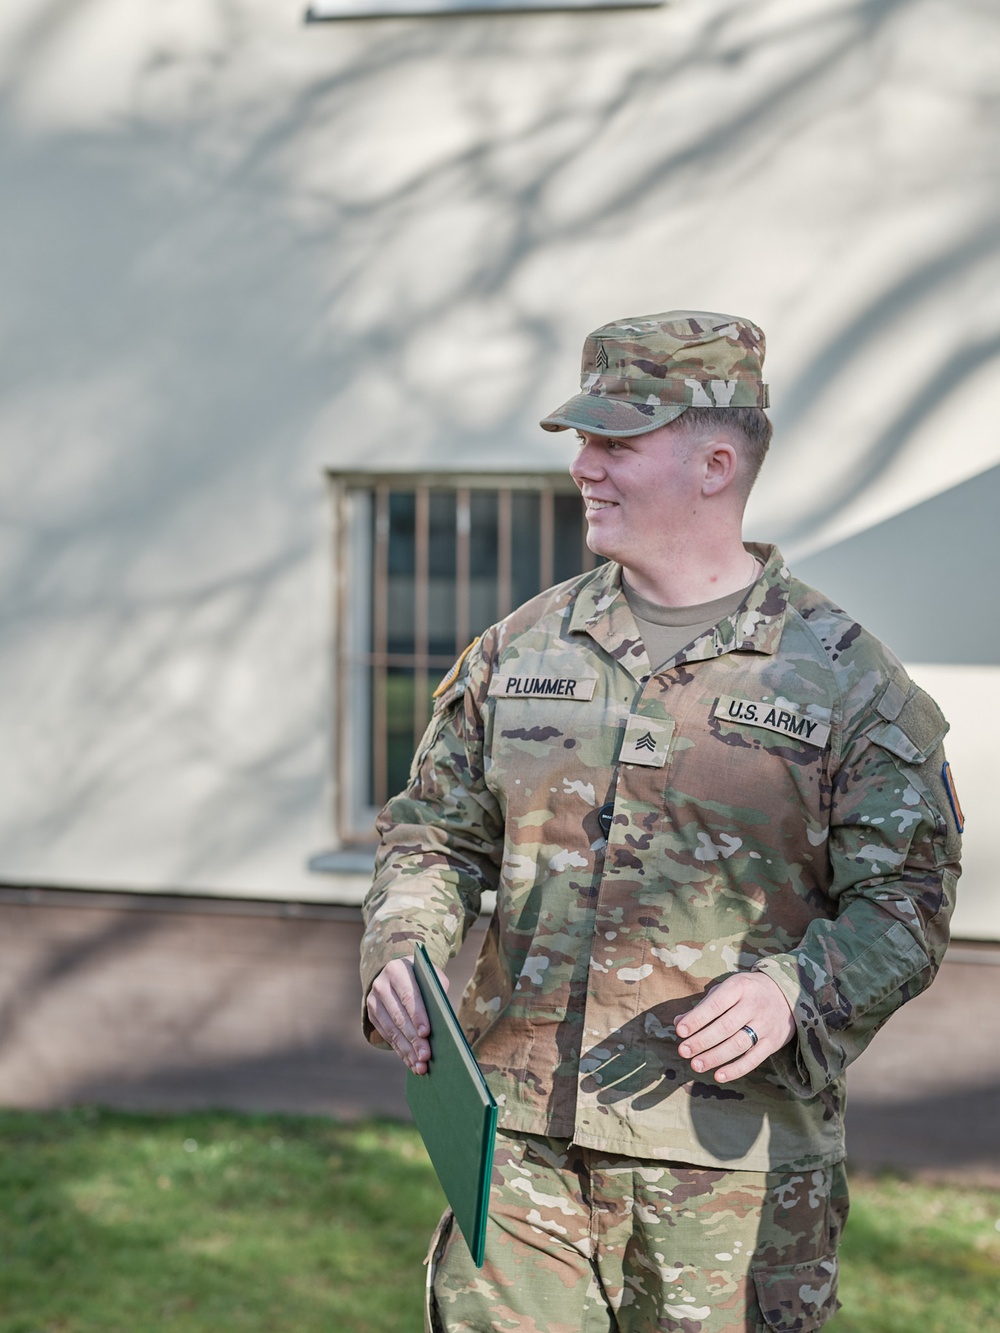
[713,695,832,748]
[868,686,948,764]
[893,686,949,762]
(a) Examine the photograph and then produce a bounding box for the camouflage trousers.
[426,1131,848,1333]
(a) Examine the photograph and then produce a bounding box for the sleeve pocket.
[753,1254,840,1332]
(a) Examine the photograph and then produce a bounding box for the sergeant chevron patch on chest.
[713,695,832,748]
[620,715,675,767]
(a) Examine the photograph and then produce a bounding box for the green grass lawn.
[827,1171,1000,1333]
[0,1107,996,1332]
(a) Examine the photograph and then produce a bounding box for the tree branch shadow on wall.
[0,0,996,885]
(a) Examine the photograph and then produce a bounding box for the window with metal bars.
[327,472,596,843]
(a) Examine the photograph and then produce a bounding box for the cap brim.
[539,394,688,437]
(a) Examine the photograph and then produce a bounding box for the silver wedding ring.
[742,1024,759,1047]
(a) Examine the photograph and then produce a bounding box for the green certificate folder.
[406,944,497,1268]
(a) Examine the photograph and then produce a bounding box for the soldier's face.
[569,423,702,567]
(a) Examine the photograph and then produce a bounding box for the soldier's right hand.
[367,957,449,1075]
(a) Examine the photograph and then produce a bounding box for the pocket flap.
[753,1254,840,1332]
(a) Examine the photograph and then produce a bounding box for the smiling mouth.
[585,499,617,511]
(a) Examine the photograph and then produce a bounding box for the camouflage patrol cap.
[540,309,769,437]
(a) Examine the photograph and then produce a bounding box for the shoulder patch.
[941,761,965,833]
[432,637,479,700]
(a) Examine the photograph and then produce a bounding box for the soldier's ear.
[701,439,740,496]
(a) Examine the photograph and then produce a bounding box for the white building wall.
[0,0,997,932]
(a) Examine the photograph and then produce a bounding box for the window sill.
[308,847,377,876]
[307,0,663,18]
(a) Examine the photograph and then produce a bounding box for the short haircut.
[671,407,773,493]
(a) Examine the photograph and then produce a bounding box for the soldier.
[361,311,962,1332]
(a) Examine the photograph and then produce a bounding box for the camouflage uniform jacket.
[361,544,961,1171]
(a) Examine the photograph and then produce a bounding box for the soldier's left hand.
[674,973,795,1082]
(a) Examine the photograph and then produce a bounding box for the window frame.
[326,468,593,846]
[306,0,664,21]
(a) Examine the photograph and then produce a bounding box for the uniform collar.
[567,560,650,679]
[704,542,790,660]
[568,543,790,676]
